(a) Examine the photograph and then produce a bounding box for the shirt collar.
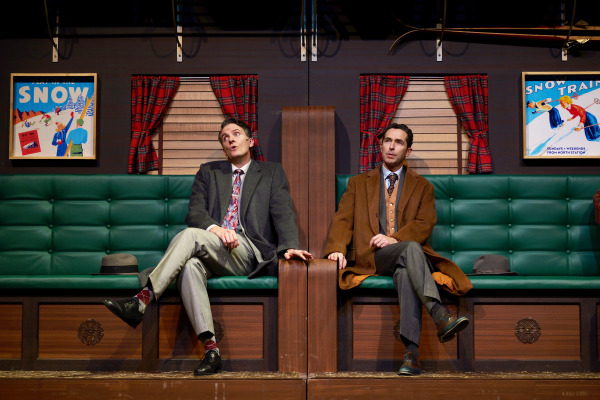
[231,160,251,175]
[382,164,403,179]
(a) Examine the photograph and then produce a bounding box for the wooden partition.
[281,106,336,258]
[281,107,337,373]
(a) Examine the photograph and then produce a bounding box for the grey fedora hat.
[93,253,138,275]
[466,254,518,276]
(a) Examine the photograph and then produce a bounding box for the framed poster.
[522,72,600,159]
[10,73,97,159]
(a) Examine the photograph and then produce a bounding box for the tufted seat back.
[336,174,600,289]
[0,174,192,277]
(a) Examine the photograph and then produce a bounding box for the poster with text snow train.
[10,73,97,159]
[522,72,600,159]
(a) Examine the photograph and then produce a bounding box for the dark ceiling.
[2,0,599,44]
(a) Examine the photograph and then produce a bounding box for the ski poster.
[10,73,97,159]
[522,72,600,159]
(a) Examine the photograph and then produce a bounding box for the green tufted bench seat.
[0,174,277,290]
[331,174,600,373]
[0,174,305,373]
[335,174,600,289]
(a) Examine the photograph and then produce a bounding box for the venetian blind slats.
[393,77,468,175]
[152,80,225,175]
[155,77,468,175]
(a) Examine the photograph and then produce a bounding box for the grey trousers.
[148,227,258,337]
[374,241,441,345]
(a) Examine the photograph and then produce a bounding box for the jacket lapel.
[218,162,233,221]
[366,167,381,235]
[240,161,261,219]
[397,166,418,223]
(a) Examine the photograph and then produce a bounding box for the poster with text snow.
[10,73,97,159]
[522,72,600,159]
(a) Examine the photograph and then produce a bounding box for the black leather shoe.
[437,313,469,343]
[194,349,223,376]
[398,352,421,376]
[103,298,144,329]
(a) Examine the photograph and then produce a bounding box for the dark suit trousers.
[374,241,442,345]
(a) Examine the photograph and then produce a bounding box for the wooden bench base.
[0,260,309,373]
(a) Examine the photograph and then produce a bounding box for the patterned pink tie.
[221,169,243,231]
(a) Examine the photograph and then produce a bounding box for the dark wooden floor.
[1,371,599,400]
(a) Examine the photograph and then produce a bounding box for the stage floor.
[1,371,599,400]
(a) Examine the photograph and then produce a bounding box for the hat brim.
[466,271,519,276]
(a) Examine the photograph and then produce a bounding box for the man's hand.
[369,234,398,249]
[327,252,347,269]
[284,249,313,261]
[209,226,239,249]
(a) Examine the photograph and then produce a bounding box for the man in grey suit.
[104,117,312,375]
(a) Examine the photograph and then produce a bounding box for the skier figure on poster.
[65,118,88,157]
[559,95,600,141]
[527,99,563,129]
[52,112,75,157]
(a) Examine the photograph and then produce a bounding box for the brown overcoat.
[324,166,473,295]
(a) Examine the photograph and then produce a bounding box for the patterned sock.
[134,287,154,313]
[431,302,445,324]
[202,335,220,355]
[401,336,419,359]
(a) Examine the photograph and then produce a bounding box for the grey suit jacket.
[185,160,299,278]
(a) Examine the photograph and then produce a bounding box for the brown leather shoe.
[398,352,421,375]
[437,313,469,343]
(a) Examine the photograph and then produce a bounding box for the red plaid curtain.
[444,75,493,174]
[210,75,265,161]
[359,75,409,173]
[128,76,179,174]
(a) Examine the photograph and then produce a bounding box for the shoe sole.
[194,368,223,376]
[398,369,421,376]
[194,366,223,376]
[103,300,142,329]
[439,317,469,343]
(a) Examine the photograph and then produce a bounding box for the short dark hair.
[218,117,252,143]
[378,123,413,148]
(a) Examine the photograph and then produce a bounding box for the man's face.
[220,123,254,164]
[380,128,412,171]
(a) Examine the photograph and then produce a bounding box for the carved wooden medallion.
[78,319,104,346]
[514,317,541,344]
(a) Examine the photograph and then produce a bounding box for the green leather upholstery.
[335,174,600,290]
[0,175,277,290]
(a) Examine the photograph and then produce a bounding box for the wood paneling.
[0,376,306,400]
[0,304,22,359]
[281,107,310,251]
[158,304,264,359]
[352,303,458,360]
[308,259,337,372]
[307,106,336,259]
[282,106,336,257]
[38,305,142,359]
[474,304,580,360]
[307,376,600,400]
[277,259,308,373]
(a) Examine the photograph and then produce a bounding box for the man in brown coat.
[324,123,472,375]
